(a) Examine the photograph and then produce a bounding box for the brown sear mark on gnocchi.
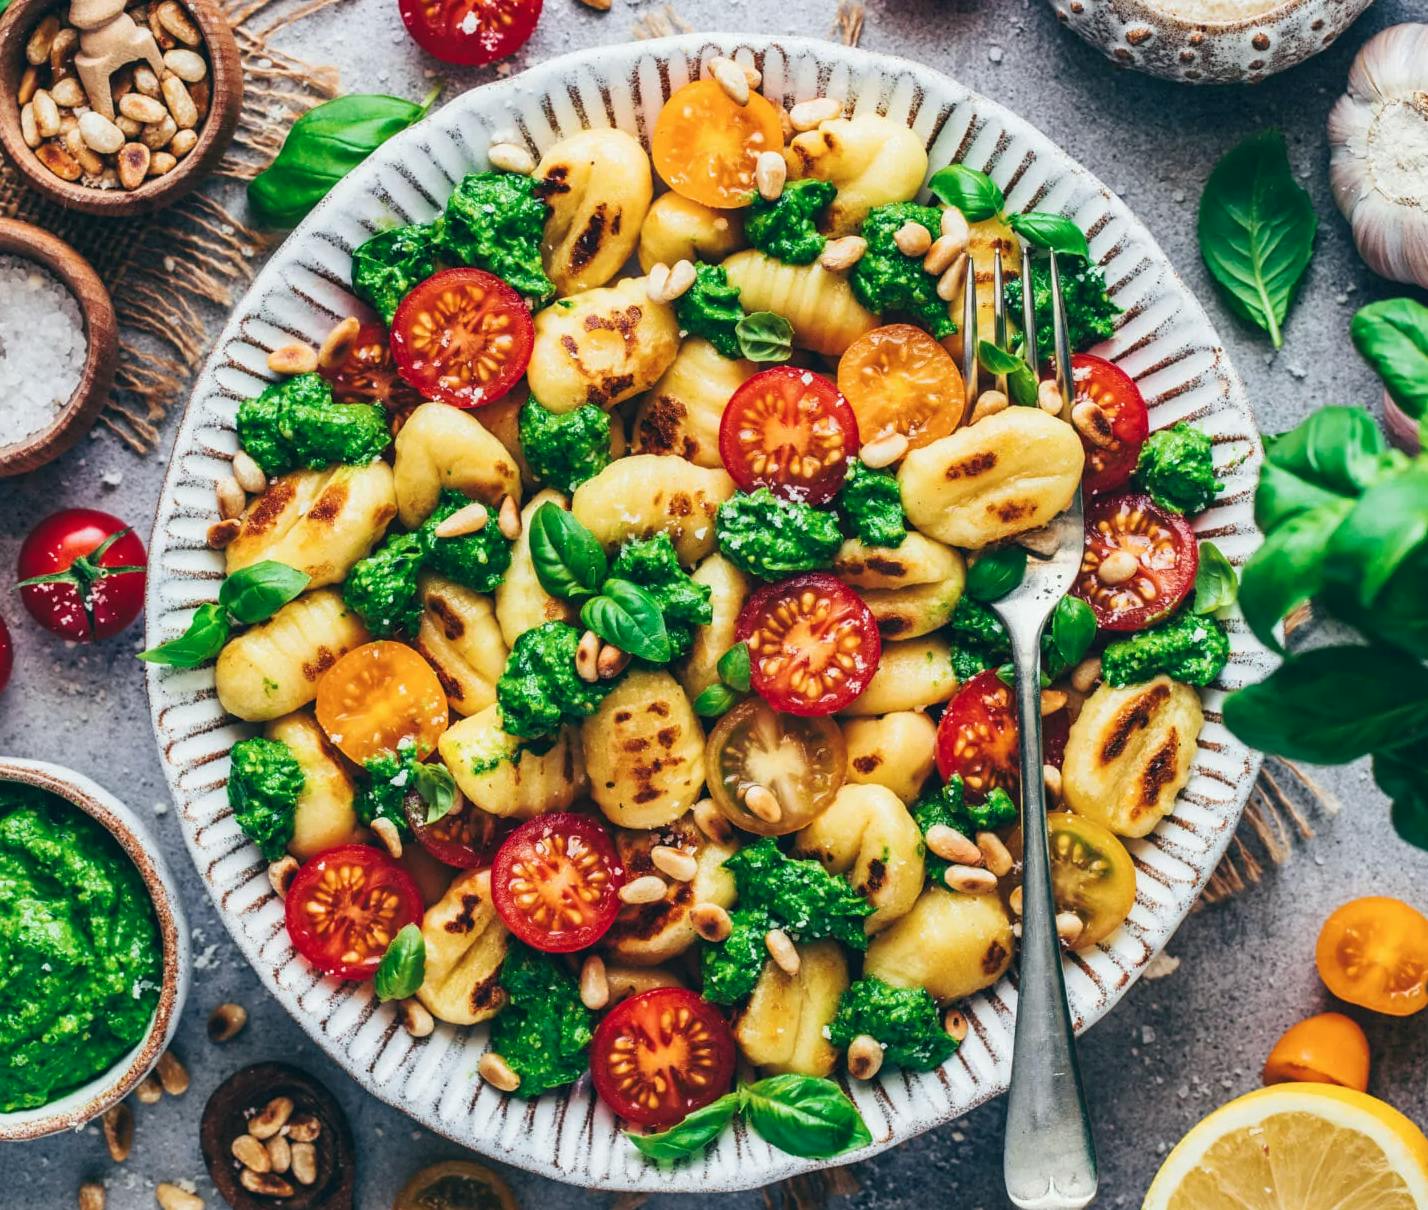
[419,643,467,707]
[307,482,351,526]
[469,976,507,1015]
[1100,683,1171,764]
[623,737,650,753]
[608,881,693,944]
[614,709,634,724]
[636,396,697,458]
[646,701,670,718]
[242,478,296,537]
[656,726,678,749]
[568,203,609,274]
[663,492,693,518]
[428,595,465,641]
[991,499,1035,524]
[587,373,636,408]
[878,616,911,637]
[301,647,338,684]
[943,451,997,481]
[983,939,1009,974]
[852,754,882,774]
[534,165,571,198]
[447,894,484,934]
[1137,735,1182,814]
[863,857,887,894]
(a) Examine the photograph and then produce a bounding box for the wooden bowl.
[0,0,243,216]
[0,217,117,475]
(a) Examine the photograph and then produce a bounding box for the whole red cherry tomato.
[399,0,542,68]
[16,509,147,641]
[0,614,12,692]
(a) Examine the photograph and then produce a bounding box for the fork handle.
[1002,622,1098,1210]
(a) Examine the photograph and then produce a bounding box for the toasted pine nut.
[163,49,208,82]
[103,1102,133,1162]
[859,431,908,469]
[819,235,867,271]
[1071,399,1116,445]
[266,342,318,376]
[433,501,489,538]
[216,476,246,520]
[79,1182,106,1210]
[1070,656,1102,694]
[944,1007,969,1043]
[619,874,668,905]
[119,92,167,124]
[134,65,163,97]
[970,389,1008,424]
[789,96,841,130]
[1009,885,1024,916]
[1039,379,1066,415]
[479,1052,522,1092]
[498,494,521,540]
[142,116,179,151]
[117,140,149,190]
[765,928,800,974]
[155,1185,203,1210]
[79,110,124,154]
[157,0,201,44]
[691,902,733,942]
[1056,912,1085,946]
[266,1133,292,1174]
[232,451,268,496]
[893,221,932,258]
[1016,525,1061,558]
[755,150,786,201]
[925,824,983,865]
[924,233,964,276]
[248,1096,294,1141]
[169,128,197,157]
[400,997,435,1038]
[945,863,999,894]
[1097,549,1139,586]
[135,1072,164,1103]
[941,206,971,243]
[645,262,671,301]
[936,253,969,303]
[65,129,104,175]
[285,1113,322,1143]
[662,258,696,301]
[232,1132,271,1173]
[17,66,39,106]
[207,517,241,549]
[50,77,86,108]
[317,317,360,372]
[207,1001,248,1043]
[1043,763,1063,801]
[156,1050,189,1096]
[32,89,61,137]
[1040,689,1068,716]
[290,1141,318,1186]
[692,798,735,845]
[161,74,198,129]
[743,784,782,823]
[371,816,403,859]
[976,831,1015,878]
[26,16,59,66]
[19,104,40,149]
[241,1170,296,1198]
[579,954,609,1010]
[488,141,535,175]
[596,643,630,680]
[709,57,750,106]
[268,856,299,899]
[846,1034,884,1080]
[575,629,601,683]
[650,844,698,882]
[36,142,82,180]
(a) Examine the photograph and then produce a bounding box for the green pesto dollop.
[1133,423,1224,516]
[518,398,611,492]
[609,534,713,660]
[1101,610,1230,688]
[827,977,957,1071]
[439,171,555,305]
[236,374,391,479]
[945,597,1011,683]
[837,459,907,548]
[724,837,873,951]
[420,490,512,594]
[745,179,834,265]
[911,774,1016,883]
[700,906,774,1006]
[716,489,843,581]
[228,737,303,860]
[496,621,616,739]
[850,203,955,339]
[341,530,428,639]
[1004,259,1120,361]
[675,262,745,360]
[0,785,162,1113]
[354,742,425,836]
[490,942,593,1098]
[350,223,440,325]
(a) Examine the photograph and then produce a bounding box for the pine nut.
[1097,549,1139,586]
[156,0,201,44]
[207,517,240,548]
[1040,379,1066,415]
[1056,912,1085,946]
[169,127,197,157]
[859,431,908,469]
[241,1170,295,1198]
[944,1007,969,1043]
[596,643,630,680]
[645,262,671,302]
[103,1102,133,1162]
[1016,525,1061,558]
[285,1113,322,1142]
[207,1001,247,1043]
[976,831,1015,878]
[1043,763,1063,801]
[789,96,841,130]
[498,494,521,540]
[79,110,124,154]
[692,799,734,845]
[317,316,360,372]
[37,142,82,180]
[691,902,732,942]
[50,78,86,108]
[26,16,60,66]
[663,258,696,301]
[651,844,698,882]
[1070,656,1102,694]
[248,1095,294,1140]
[146,145,177,174]
[268,855,298,898]
[945,863,999,894]
[135,1072,164,1103]
[119,92,168,124]
[575,629,601,682]
[156,1050,189,1096]
[161,75,198,129]
[1041,689,1068,716]
[232,1132,271,1173]
[155,1186,203,1210]
[434,500,489,538]
[17,66,39,106]
[924,234,965,276]
[743,784,782,823]
[577,0,612,9]
[372,816,403,859]
[134,65,163,97]
[478,1052,521,1092]
[1071,399,1116,446]
[32,89,61,137]
[755,151,786,201]
[63,129,102,175]
[215,476,245,520]
[819,236,867,271]
[765,928,800,975]
[941,206,971,243]
[579,954,609,1010]
[79,1182,106,1210]
[290,1141,318,1186]
[619,874,668,905]
[19,104,39,150]
[117,115,144,139]
[142,116,179,151]
[925,824,983,865]
[710,57,750,105]
[266,1134,292,1174]
[1009,885,1024,915]
[118,143,151,191]
[488,141,535,175]
[893,221,932,257]
[400,997,435,1038]
[936,253,969,302]
[846,1034,884,1080]
[163,49,207,81]
[231,451,267,495]
[970,389,1009,424]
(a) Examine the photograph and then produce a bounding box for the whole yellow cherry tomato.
[1262,1012,1371,1091]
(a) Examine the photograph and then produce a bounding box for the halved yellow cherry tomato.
[315,640,449,764]
[836,324,966,450]
[1009,812,1137,950]
[652,79,784,209]
[394,1159,519,1210]
[1263,1012,1371,1092]
[1316,896,1428,1017]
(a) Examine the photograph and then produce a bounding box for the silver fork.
[961,245,1098,1208]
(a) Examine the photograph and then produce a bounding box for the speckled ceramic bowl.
[1047,0,1376,83]
[144,34,1269,1191]
[0,758,190,1142]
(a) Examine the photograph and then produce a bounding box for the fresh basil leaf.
[1049,595,1096,673]
[742,1075,872,1160]
[1193,542,1239,615]
[218,560,311,625]
[966,546,1028,602]
[1197,130,1317,348]
[977,341,1022,376]
[736,312,794,363]
[717,642,752,693]
[626,1092,742,1164]
[248,90,438,229]
[1008,212,1091,261]
[528,502,608,601]
[1238,504,1350,651]
[996,663,1050,689]
[138,603,232,668]
[977,341,1038,406]
[1222,645,1428,763]
[1324,461,1428,607]
[693,683,741,718]
[411,761,458,824]
[927,164,1004,223]
[1260,407,1390,521]
[581,579,672,664]
[374,923,426,1002]
[1375,749,1428,852]
[1351,298,1428,421]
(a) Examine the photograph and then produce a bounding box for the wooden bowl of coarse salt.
[0,218,117,476]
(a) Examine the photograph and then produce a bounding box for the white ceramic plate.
[144,34,1269,1191]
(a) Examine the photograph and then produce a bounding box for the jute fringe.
[834,3,865,47]
[630,4,690,40]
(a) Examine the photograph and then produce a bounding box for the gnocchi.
[414,574,507,717]
[841,711,938,804]
[678,553,751,700]
[416,869,510,1025]
[864,888,1015,1003]
[733,940,848,1077]
[392,401,522,529]
[631,338,757,467]
[860,566,966,640]
[785,116,928,236]
[838,636,959,716]
[722,250,878,356]
[833,533,961,591]
[438,704,587,819]
[571,454,735,565]
[264,710,362,860]
[637,192,746,272]
[494,489,579,647]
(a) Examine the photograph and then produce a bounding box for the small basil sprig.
[627,1075,871,1166]
[736,312,794,363]
[529,502,608,602]
[582,579,671,664]
[977,341,1039,408]
[374,923,426,1002]
[412,761,458,824]
[249,88,439,229]
[1350,298,1428,425]
[140,561,310,668]
[965,546,1027,602]
[1193,541,1239,615]
[1046,595,1096,675]
[928,163,1090,259]
[693,642,752,718]
[1006,212,1090,261]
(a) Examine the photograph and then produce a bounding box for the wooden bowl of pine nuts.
[0,0,241,216]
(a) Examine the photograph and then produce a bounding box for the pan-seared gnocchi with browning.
[152,59,1232,1162]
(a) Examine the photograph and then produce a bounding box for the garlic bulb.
[1327,23,1428,289]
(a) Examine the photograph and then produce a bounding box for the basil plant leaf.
[626,1092,742,1165]
[582,579,672,664]
[717,642,752,693]
[1197,130,1317,348]
[1350,298,1428,421]
[1048,595,1096,674]
[528,502,608,601]
[736,312,794,363]
[138,603,232,668]
[412,760,458,824]
[1374,749,1428,852]
[977,341,1038,407]
[965,546,1028,602]
[1008,212,1091,261]
[1193,541,1239,615]
[1238,503,1350,651]
[742,1075,872,1160]
[374,923,426,1002]
[927,164,1005,222]
[693,683,741,719]
[218,560,312,625]
[1324,461,1428,608]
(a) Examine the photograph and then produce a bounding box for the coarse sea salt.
[0,253,86,448]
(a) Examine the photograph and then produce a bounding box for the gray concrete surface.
[3,0,1427,1204]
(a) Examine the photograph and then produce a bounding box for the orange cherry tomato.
[836,324,966,450]
[1316,897,1428,1017]
[651,79,784,209]
[1262,1012,1371,1092]
[315,641,449,765]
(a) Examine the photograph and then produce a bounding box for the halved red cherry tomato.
[315,641,449,766]
[590,988,737,1128]
[390,268,533,409]
[491,813,624,952]
[935,669,1070,802]
[285,844,424,981]
[736,573,881,716]
[16,509,147,641]
[720,368,858,505]
[321,321,424,415]
[1073,492,1198,632]
[398,0,541,66]
[405,790,502,869]
[651,79,785,210]
[1071,354,1149,495]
